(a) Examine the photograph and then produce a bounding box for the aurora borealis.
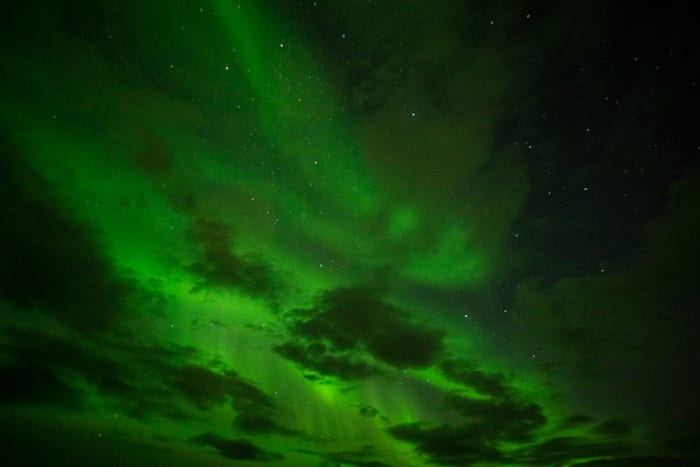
[1,0,699,465]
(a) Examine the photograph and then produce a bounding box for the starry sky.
[1,1,699,466]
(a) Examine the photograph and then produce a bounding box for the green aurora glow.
[1,1,699,466]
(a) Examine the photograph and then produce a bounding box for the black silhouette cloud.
[190,432,283,461]
[275,286,444,379]
[188,218,278,299]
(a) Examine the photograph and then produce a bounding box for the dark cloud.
[132,130,175,178]
[358,404,379,418]
[357,404,390,424]
[170,364,279,421]
[383,354,550,464]
[0,326,185,415]
[0,326,294,436]
[387,373,547,465]
[443,393,546,442]
[439,358,514,400]
[232,412,299,436]
[388,422,505,465]
[0,143,148,332]
[296,446,391,467]
[188,218,278,299]
[558,413,594,430]
[171,364,231,409]
[508,436,638,466]
[190,432,283,462]
[275,286,444,380]
[0,326,189,419]
[572,456,698,467]
[133,357,292,432]
[387,396,545,464]
[274,341,380,380]
[509,435,695,466]
[390,430,693,466]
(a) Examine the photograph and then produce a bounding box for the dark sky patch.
[509,169,700,435]
[0,363,82,408]
[593,418,633,437]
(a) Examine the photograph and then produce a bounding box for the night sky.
[1,1,699,466]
